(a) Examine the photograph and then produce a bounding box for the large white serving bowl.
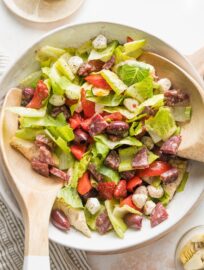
[0,22,204,253]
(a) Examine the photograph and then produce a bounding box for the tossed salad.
[9,34,191,238]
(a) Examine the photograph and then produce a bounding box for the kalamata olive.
[51,209,70,231]
[21,87,35,106]
[50,105,70,120]
[106,121,129,137]
[74,128,89,144]
[124,213,143,230]
[104,150,120,170]
[120,170,136,180]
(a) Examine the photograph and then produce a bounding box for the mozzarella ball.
[147,185,164,199]
[158,78,171,92]
[92,34,107,50]
[143,200,156,215]
[134,185,148,196]
[68,56,83,74]
[85,198,101,215]
[132,194,148,209]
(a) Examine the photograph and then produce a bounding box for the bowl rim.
[0,21,204,253]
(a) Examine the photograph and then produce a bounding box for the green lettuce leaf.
[117,62,150,86]
[118,146,138,172]
[159,190,171,206]
[55,53,75,81]
[177,172,189,192]
[19,70,42,88]
[94,134,142,150]
[103,106,135,119]
[86,93,124,107]
[170,106,192,122]
[113,204,142,218]
[7,106,47,118]
[129,122,143,136]
[125,76,154,102]
[124,39,146,55]
[55,148,75,170]
[88,40,118,62]
[148,150,159,164]
[99,166,120,184]
[15,128,44,141]
[56,125,75,142]
[145,107,177,142]
[45,129,70,154]
[105,200,127,238]
[70,152,92,188]
[57,186,83,208]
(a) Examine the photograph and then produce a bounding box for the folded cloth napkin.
[0,54,91,270]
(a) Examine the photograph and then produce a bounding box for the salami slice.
[160,135,181,155]
[78,60,104,76]
[150,203,168,227]
[161,167,179,184]
[88,163,104,182]
[132,148,149,169]
[89,114,108,136]
[35,134,54,150]
[38,146,55,166]
[50,167,69,181]
[120,170,136,180]
[96,210,112,235]
[31,160,49,177]
[103,56,115,70]
[104,150,120,170]
[164,89,189,106]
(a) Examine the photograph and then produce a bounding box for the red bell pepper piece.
[70,144,86,160]
[69,113,82,130]
[120,195,138,210]
[138,161,171,178]
[127,176,142,193]
[81,88,95,118]
[114,180,127,199]
[77,172,92,195]
[26,80,49,109]
[85,74,112,90]
[80,117,92,131]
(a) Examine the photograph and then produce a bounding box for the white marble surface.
[1,0,204,269]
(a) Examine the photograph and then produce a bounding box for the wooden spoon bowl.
[140,52,204,163]
[0,88,63,269]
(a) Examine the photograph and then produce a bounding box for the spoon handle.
[23,256,50,270]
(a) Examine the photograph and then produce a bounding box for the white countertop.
[1,0,204,269]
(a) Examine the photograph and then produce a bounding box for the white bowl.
[0,22,204,253]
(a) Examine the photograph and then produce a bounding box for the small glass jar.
[175,225,204,270]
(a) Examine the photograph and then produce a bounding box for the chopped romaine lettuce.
[7,106,47,118]
[94,134,142,149]
[45,129,70,154]
[36,45,65,62]
[125,76,154,102]
[103,106,135,119]
[145,107,177,142]
[58,185,83,208]
[148,150,159,164]
[55,148,74,170]
[55,53,75,81]
[129,122,143,136]
[170,106,192,122]
[70,152,91,188]
[159,190,171,206]
[118,146,138,172]
[114,45,133,64]
[117,62,150,86]
[124,39,146,55]
[64,83,81,100]
[177,172,189,192]
[99,166,120,184]
[105,200,127,238]
[19,70,42,88]
[100,69,127,95]
[87,93,124,107]
[56,125,75,142]
[15,128,44,141]
[77,40,92,55]
[113,204,142,218]
[88,40,118,62]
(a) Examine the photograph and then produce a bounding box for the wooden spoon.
[140,51,204,163]
[0,88,63,270]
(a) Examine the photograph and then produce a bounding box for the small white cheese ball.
[158,78,171,92]
[132,194,148,209]
[68,56,83,74]
[85,198,101,215]
[49,94,65,106]
[134,185,148,196]
[147,185,164,199]
[92,34,107,50]
[143,200,156,216]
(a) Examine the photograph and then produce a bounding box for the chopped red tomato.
[70,144,86,160]
[85,74,112,90]
[69,113,82,129]
[65,98,78,106]
[138,161,171,178]
[127,36,134,42]
[114,180,127,199]
[81,88,95,118]
[26,80,49,109]
[127,176,142,193]
[120,195,138,210]
[104,112,124,122]
[80,117,92,131]
[77,172,92,195]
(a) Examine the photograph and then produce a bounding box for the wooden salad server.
[140,51,204,163]
[0,88,63,270]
